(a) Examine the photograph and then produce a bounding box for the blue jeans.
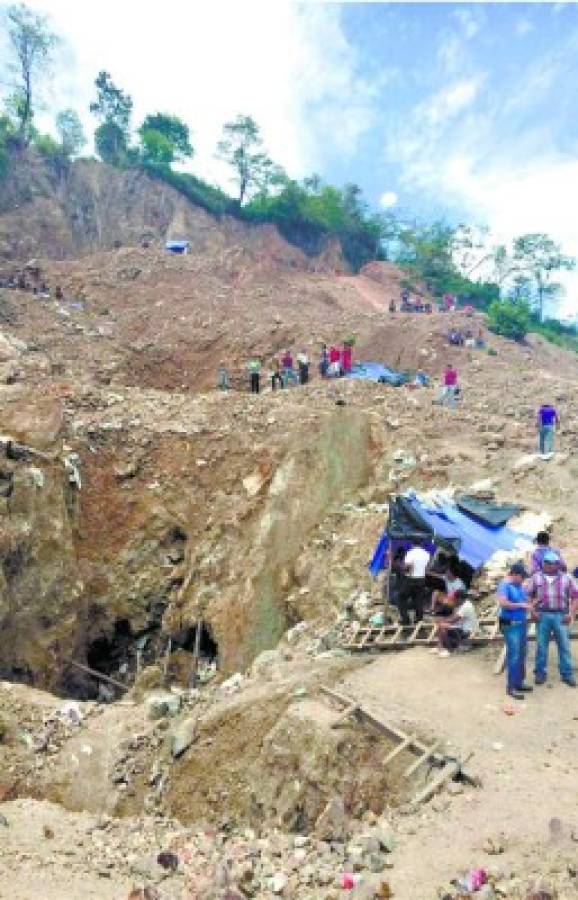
[535,612,573,679]
[539,426,555,454]
[503,621,527,690]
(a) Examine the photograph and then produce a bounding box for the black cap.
[510,562,528,577]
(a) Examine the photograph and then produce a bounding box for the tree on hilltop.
[90,71,133,165]
[4,3,59,143]
[55,108,86,157]
[216,114,281,204]
[138,113,193,166]
[513,233,575,322]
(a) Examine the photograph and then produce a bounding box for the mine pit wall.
[0,460,81,686]
[202,407,374,674]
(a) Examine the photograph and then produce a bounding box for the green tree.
[216,114,275,204]
[4,3,59,143]
[487,298,532,342]
[138,113,192,165]
[55,108,86,157]
[94,122,127,166]
[513,233,575,321]
[90,71,133,164]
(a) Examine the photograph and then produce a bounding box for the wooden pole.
[69,659,128,692]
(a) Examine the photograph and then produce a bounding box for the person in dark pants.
[497,563,532,700]
[398,541,431,625]
[271,359,284,391]
[247,358,261,394]
[297,351,310,385]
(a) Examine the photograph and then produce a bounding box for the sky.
[2,0,578,320]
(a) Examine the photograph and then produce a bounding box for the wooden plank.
[404,740,441,778]
[331,702,360,729]
[68,659,128,692]
[493,646,506,675]
[383,734,415,767]
[411,752,473,805]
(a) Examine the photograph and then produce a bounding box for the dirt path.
[338,645,578,896]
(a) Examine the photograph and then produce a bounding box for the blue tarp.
[347,362,409,386]
[369,493,532,575]
[165,240,190,253]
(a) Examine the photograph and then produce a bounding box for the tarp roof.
[369,492,530,576]
[165,240,190,251]
[347,362,409,386]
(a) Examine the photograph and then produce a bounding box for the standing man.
[497,563,532,700]
[527,553,578,687]
[247,358,261,394]
[296,350,310,385]
[537,402,560,456]
[528,531,567,575]
[441,363,458,408]
[397,540,431,626]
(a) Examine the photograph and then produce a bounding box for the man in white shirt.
[397,541,431,625]
[434,590,479,657]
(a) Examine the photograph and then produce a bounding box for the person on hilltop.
[328,345,341,377]
[440,363,458,408]
[537,402,560,457]
[319,344,329,378]
[528,531,567,575]
[247,357,261,394]
[296,350,310,385]
[341,341,353,375]
[271,357,284,391]
[497,563,532,700]
[217,362,230,391]
[528,553,578,687]
[281,349,296,386]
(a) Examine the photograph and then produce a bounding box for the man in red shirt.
[441,364,458,408]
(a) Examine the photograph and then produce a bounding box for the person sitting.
[413,369,428,387]
[432,590,478,657]
[429,559,466,614]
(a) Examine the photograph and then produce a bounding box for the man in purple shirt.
[537,403,560,455]
[528,552,578,687]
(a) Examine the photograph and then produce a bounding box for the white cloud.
[16,0,380,187]
[515,18,535,37]
[423,77,485,127]
[379,191,398,209]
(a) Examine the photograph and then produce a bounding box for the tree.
[487,298,532,342]
[513,233,575,322]
[216,114,275,204]
[138,113,193,165]
[90,71,132,164]
[5,3,59,143]
[94,122,127,166]
[55,109,86,157]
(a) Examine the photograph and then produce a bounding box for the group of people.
[217,341,355,394]
[0,272,63,300]
[498,532,577,699]
[388,530,577,698]
[447,327,486,349]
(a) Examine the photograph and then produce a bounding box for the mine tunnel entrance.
[170,621,219,662]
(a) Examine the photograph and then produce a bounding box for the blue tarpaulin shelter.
[369,492,530,576]
[165,240,190,254]
[347,362,409,386]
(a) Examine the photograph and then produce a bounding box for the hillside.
[0,156,577,898]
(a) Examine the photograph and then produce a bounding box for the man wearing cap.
[528,531,567,575]
[497,563,532,700]
[527,553,578,687]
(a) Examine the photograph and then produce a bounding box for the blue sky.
[4,1,578,317]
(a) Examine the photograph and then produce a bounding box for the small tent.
[369,491,530,578]
[165,240,190,254]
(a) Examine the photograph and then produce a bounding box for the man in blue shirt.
[497,563,532,700]
[537,403,560,456]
